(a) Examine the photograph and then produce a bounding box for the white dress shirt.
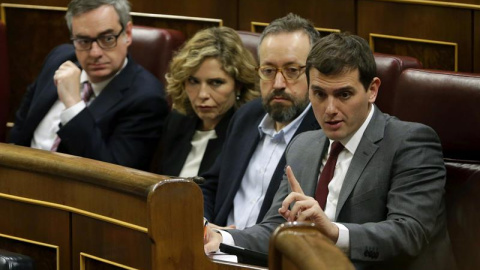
[323,105,375,252]
[31,58,128,150]
[226,104,312,229]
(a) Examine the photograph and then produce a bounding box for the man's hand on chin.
[54,60,82,108]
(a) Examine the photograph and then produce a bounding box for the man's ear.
[124,21,133,46]
[368,77,381,103]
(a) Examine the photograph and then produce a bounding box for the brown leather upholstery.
[129,25,185,85]
[232,34,423,116]
[236,30,260,64]
[445,161,480,270]
[391,69,480,161]
[0,22,9,142]
[373,52,422,115]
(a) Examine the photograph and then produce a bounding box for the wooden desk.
[0,143,261,270]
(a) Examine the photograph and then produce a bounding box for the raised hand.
[54,61,82,108]
[278,166,339,241]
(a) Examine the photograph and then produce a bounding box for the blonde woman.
[158,27,258,177]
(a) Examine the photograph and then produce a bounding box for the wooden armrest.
[269,222,354,270]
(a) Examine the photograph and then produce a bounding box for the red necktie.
[50,82,93,151]
[314,141,344,210]
[81,81,94,103]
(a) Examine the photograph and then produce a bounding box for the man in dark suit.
[201,14,320,229]
[9,0,168,171]
[205,33,456,269]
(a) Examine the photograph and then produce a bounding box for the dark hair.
[259,13,320,48]
[66,0,131,33]
[306,32,376,90]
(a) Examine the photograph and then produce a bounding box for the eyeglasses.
[257,64,306,81]
[71,26,124,51]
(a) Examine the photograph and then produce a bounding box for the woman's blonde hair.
[166,26,259,115]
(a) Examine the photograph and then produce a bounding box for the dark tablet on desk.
[219,243,268,267]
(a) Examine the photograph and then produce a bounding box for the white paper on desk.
[210,250,238,263]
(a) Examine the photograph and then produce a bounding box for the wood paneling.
[358,0,472,71]
[475,11,480,73]
[0,237,57,270]
[82,256,132,270]
[72,215,151,270]
[129,0,236,27]
[238,0,355,33]
[0,0,233,26]
[130,13,220,40]
[370,34,458,71]
[0,198,70,269]
[434,0,480,4]
[238,0,283,31]
[0,143,261,270]
[1,4,220,127]
[377,0,480,5]
[284,0,355,32]
[1,0,479,134]
[2,6,70,127]
[0,0,68,7]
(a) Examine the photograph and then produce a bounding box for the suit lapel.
[226,117,262,193]
[335,107,385,220]
[27,80,59,131]
[26,49,78,134]
[167,115,198,175]
[200,109,234,173]
[257,107,320,221]
[88,58,135,118]
[300,134,329,197]
[271,106,319,187]
[294,106,321,135]
[293,108,323,198]
[217,107,263,222]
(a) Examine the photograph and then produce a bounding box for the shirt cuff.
[60,101,86,125]
[334,222,350,254]
[215,229,235,246]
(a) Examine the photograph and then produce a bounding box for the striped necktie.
[50,82,93,152]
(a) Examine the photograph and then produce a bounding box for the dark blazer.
[158,108,234,176]
[230,106,456,270]
[9,44,168,171]
[201,98,320,226]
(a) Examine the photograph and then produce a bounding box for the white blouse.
[178,129,217,177]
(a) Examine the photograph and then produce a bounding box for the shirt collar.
[79,57,128,97]
[331,104,375,155]
[258,103,312,143]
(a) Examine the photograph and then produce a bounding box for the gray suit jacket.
[230,107,455,270]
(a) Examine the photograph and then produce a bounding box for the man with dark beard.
[201,13,321,229]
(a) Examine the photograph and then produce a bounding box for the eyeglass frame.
[256,64,307,82]
[71,25,125,51]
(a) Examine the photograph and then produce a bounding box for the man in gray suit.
[205,33,455,269]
